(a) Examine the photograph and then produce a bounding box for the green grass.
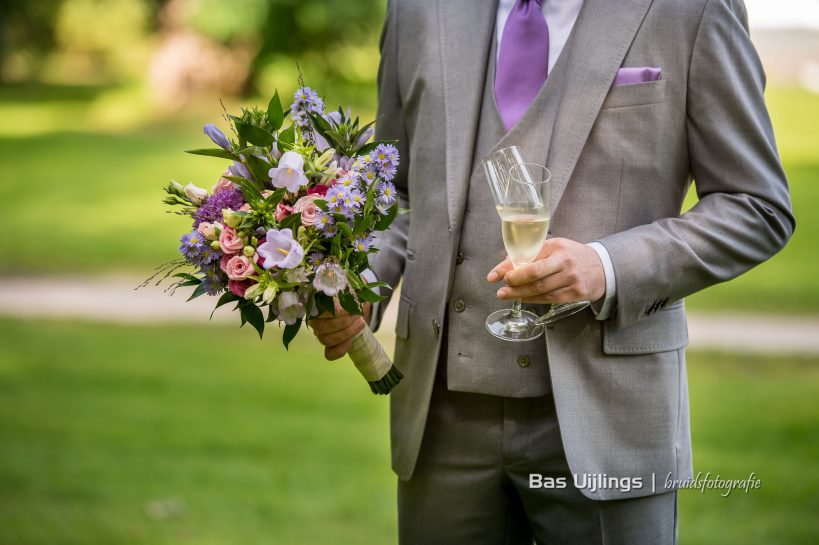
[0,319,817,544]
[0,84,817,312]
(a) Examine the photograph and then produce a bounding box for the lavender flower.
[204,123,231,150]
[190,243,222,267]
[372,143,398,168]
[194,187,245,228]
[257,228,304,269]
[315,211,335,232]
[349,189,366,210]
[179,231,205,260]
[336,170,359,189]
[227,161,251,180]
[378,181,397,206]
[354,126,375,150]
[324,185,347,210]
[200,265,226,295]
[379,162,397,181]
[308,252,325,267]
[352,234,373,253]
[269,151,309,192]
[290,87,325,128]
[313,261,348,296]
[360,163,379,187]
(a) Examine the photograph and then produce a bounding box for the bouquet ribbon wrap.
[347,325,403,395]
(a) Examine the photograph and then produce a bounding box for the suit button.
[456,251,465,265]
[432,319,441,336]
[517,355,530,368]
[453,299,466,313]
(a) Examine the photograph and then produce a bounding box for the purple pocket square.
[613,67,662,86]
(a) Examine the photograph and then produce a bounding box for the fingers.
[503,257,563,287]
[316,317,365,349]
[308,312,358,336]
[487,258,513,282]
[497,269,573,300]
[325,338,355,361]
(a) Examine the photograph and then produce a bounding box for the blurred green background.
[1,0,817,543]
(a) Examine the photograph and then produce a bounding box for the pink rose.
[219,226,244,254]
[292,195,321,226]
[212,169,236,193]
[229,279,253,297]
[197,221,221,241]
[224,255,254,280]
[274,203,293,221]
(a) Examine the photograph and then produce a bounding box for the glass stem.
[510,299,523,317]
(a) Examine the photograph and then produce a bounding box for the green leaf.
[267,91,284,131]
[282,319,302,350]
[279,211,302,231]
[336,221,353,238]
[338,289,362,315]
[266,304,277,322]
[278,124,295,147]
[186,148,239,160]
[314,199,328,212]
[211,291,239,319]
[235,121,275,147]
[245,155,271,184]
[267,188,287,207]
[357,286,386,303]
[186,281,210,302]
[365,281,393,290]
[331,232,342,259]
[239,179,264,203]
[374,204,399,230]
[240,303,266,338]
[315,294,335,316]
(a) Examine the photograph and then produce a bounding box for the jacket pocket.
[601,79,667,110]
[603,300,688,355]
[395,294,411,340]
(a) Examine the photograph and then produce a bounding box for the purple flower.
[200,265,226,295]
[257,228,304,269]
[315,210,335,232]
[324,185,347,210]
[204,123,231,150]
[227,161,251,179]
[354,127,375,150]
[379,162,397,181]
[313,261,348,296]
[275,290,305,325]
[359,163,379,187]
[336,170,359,189]
[194,187,245,228]
[349,189,366,209]
[372,143,398,167]
[269,151,309,192]
[290,87,325,128]
[338,156,357,171]
[352,234,373,253]
[307,252,325,267]
[179,231,205,260]
[378,181,397,206]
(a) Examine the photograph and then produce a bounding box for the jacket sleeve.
[597,0,795,328]
[368,0,411,331]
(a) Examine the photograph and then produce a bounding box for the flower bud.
[243,246,256,257]
[315,148,336,169]
[184,182,209,205]
[263,285,278,305]
[222,209,242,228]
[210,240,221,250]
[244,283,264,301]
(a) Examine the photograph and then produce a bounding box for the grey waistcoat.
[444,39,556,398]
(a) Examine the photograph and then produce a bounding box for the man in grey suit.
[309,0,794,542]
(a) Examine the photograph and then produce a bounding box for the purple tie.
[495,0,550,130]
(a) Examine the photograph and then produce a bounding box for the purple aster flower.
[290,87,325,128]
[269,151,309,193]
[352,234,373,253]
[349,189,366,209]
[324,185,347,210]
[179,231,205,260]
[321,223,338,238]
[315,210,335,232]
[256,228,304,269]
[190,243,222,267]
[313,261,348,296]
[378,162,397,181]
[307,252,325,267]
[378,181,397,206]
[359,163,379,187]
[204,123,231,150]
[336,170,359,189]
[372,143,395,166]
[200,265,226,295]
[194,187,245,228]
[275,290,306,325]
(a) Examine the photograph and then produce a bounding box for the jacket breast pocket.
[395,294,411,340]
[601,79,667,110]
[603,300,688,355]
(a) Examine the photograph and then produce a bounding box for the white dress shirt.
[497,0,617,320]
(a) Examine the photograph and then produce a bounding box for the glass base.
[485,308,544,342]
[536,301,590,325]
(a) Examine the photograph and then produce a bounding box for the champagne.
[501,210,549,268]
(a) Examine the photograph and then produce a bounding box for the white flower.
[276,291,305,325]
[312,261,348,297]
[268,151,309,193]
[184,183,209,205]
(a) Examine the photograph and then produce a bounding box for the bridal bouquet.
[153,86,403,394]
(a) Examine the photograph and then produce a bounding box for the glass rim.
[507,162,552,185]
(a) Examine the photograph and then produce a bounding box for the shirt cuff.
[360,268,380,328]
[587,242,617,321]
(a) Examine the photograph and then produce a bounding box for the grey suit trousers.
[398,346,678,545]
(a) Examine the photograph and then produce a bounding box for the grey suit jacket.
[370,0,794,500]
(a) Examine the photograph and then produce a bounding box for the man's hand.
[308,302,372,361]
[487,238,606,305]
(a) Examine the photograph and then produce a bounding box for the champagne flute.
[506,163,590,326]
[484,163,550,341]
[483,145,525,213]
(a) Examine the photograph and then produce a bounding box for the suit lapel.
[546,0,654,213]
[438,0,498,231]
